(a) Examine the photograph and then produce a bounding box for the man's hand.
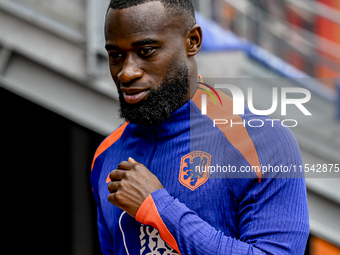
[107,157,164,217]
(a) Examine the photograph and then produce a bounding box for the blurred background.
[1,0,339,254]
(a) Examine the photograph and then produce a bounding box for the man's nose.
[117,54,143,83]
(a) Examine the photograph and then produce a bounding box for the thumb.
[128,157,139,164]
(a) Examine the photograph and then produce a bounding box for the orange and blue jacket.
[91,86,309,255]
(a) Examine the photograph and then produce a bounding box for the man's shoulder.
[90,122,129,199]
[91,121,129,171]
[242,109,301,161]
[191,87,303,179]
[192,85,300,159]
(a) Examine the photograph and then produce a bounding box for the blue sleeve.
[150,176,309,255]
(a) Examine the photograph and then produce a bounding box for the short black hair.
[107,0,196,26]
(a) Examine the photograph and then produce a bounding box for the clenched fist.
[107,157,164,217]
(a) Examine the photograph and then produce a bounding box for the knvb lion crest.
[179,151,211,191]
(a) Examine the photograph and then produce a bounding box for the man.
[91,0,309,254]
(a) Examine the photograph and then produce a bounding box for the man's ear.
[186,24,203,56]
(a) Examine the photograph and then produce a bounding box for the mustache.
[118,81,154,92]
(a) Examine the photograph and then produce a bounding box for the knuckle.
[136,164,146,171]
[109,171,116,180]
[107,182,112,191]
[118,161,128,168]
[136,163,145,168]
[114,191,123,202]
[108,181,119,193]
[124,171,131,179]
[107,193,116,203]
[108,182,114,191]
[119,179,127,189]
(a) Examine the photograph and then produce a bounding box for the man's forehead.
[105,1,179,40]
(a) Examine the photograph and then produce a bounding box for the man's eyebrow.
[105,38,158,51]
[105,44,119,51]
[132,38,158,46]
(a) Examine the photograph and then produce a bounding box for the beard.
[118,61,189,126]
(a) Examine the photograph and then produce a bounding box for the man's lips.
[122,89,150,104]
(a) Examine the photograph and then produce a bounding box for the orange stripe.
[91,122,129,171]
[135,195,182,254]
[192,86,262,180]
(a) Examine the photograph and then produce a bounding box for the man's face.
[105,1,191,126]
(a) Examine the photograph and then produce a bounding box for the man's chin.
[118,84,187,126]
[118,95,159,126]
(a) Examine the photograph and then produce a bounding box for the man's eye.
[109,52,123,59]
[139,48,154,56]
